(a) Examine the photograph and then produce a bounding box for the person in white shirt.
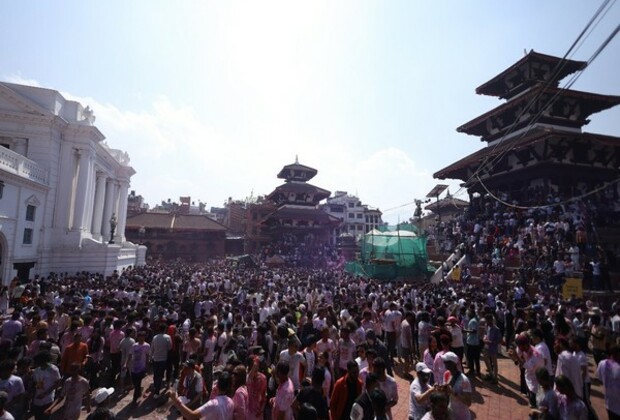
[278,338,307,391]
[441,352,472,420]
[409,363,433,420]
[597,344,620,419]
[554,337,583,400]
[169,370,234,420]
[531,330,553,376]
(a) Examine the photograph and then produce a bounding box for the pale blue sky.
[1,1,619,223]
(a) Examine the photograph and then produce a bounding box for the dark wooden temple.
[245,159,340,253]
[435,51,620,203]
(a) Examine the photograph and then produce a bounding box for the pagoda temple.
[245,159,341,254]
[435,51,620,202]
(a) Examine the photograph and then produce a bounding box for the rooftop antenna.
[295,154,299,164]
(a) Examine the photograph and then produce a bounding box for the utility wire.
[449,0,617,198]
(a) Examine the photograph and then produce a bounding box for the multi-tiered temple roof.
[261,159,340,231]
[435,50,620,198]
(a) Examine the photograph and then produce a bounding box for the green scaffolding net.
[345,226,429,280]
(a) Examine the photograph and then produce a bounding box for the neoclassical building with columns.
[0,81,145,284]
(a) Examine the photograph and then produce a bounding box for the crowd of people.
[257,234,342,269]
[0,255,618,420]
[429,187,618,292]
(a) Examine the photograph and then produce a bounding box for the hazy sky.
[1,1,619,223]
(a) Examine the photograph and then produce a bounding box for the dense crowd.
[429,187,618,292]
[257,234,341,268]
[0,256,618,420]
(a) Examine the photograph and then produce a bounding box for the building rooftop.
[475,50,586,99]
[126,212,226,231]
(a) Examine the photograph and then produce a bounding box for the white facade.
[0,82,146,285]
[322,191,383,243]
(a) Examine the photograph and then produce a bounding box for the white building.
[321,191,383,243]
[0,82,145,285]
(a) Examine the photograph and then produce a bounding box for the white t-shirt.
[33,364,61,406]
[338,339,356,370]
[597,358,620,415]
[279,350,305,390]
[535,342,553,375]
[197,395,234,420]
[409,378,431,420]
[378,376,398,419]
[448,373,472,420]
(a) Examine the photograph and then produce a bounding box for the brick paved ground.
[68,352,608,419]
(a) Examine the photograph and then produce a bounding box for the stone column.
[54,143,77,229]
[71,149,93,231]
[101,178,117,242]
[91,172,107,240]
[115,180,130,243]
[82,164,97,233]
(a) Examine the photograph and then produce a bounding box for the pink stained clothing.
[109,329,125,354]
[517,346,545,393]
[246,372,267,420]
[232,385,248,420]
[197,395,234,420]
[273,378,295,420]
[62,375,90,420]
[597,358,620,416]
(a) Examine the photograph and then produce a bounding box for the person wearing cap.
[43,362,90,419]
[441,351,472,419]
[409,362,433,420]
[508,333,544,408]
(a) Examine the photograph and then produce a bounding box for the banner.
[562,277,583,299]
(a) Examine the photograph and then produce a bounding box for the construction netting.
[345,227,429,280]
